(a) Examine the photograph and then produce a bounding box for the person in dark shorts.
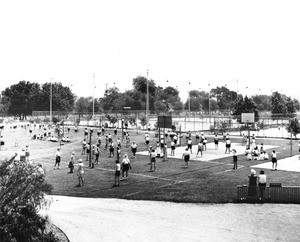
[225,138,231,154]
[214,134,219,149]
[54,148,61,169]
[271,150,277,170]
[131,142,137,158]
[150,149,156,172]
[232,149,238,170]
[121,154,131,179]
[182,148,190,167]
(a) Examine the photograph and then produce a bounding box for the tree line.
[0,77,299,119]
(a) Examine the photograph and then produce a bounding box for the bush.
[0,156,57,241]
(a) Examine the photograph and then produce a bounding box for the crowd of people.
[0,121,292,192]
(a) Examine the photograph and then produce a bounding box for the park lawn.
[2,126,300,203]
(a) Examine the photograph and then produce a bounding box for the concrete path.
[42,195,300,242]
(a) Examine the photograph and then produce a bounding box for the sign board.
[241,113,255,123]
[157,115,172,128]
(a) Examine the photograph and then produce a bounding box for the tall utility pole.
[188,81,191,120]
[92,73,95,124]
[50,78,53,123]
[146,69,149,122]
[208,83,211,120]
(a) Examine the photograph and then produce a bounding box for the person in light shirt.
[76,159,84,187]
[121,154,131,179]
[258,170,267,200]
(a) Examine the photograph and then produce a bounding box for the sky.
[1,0,300,102]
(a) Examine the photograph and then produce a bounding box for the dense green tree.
[40,82,75,113]
[252,95,272,111]
[271,91,287,115]
[293,98,300,111]
[232,96,259,122]
[286,118,300,138]
[0,156,58,241]
[2,81,42,119]
[211,86,237,110]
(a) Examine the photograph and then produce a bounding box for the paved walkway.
[42,195,300,242]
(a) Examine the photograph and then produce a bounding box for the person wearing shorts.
[121,154,131,178]
[170,141,175,156]
[196,142,203,157]
[225,138,231,154]
[54,148,61,169]
[182,148,190,167]
[150,149,156,171]
[271,150,277,170]
[232,149,238,170]
[214,135,219,149]
[131,142,137,158]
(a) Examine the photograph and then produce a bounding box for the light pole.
[92,73,95,125]
[188,81,191,119]
[146,70,149,123]
[50,78,53,124]
[208,83,211,123]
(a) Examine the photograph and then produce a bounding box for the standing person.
[54,148,61,169]
[182,148,190,167]
[104,135,109,150]
[97,135,102,148]
[203,138,208,151]
[86,143,90,161]
[232,149,238,170]
[121,154,131,179]
[248,169,258,197]
[145,134,150,147]
[25,145,30,162]
[94,144,100,164]
[114,126,118,136]
[160,137,165,154]
[117,138,121,148]
[97,128,101,137]
[187,138,193,153]
[68,151,75,173]
[114,160,121,187]
[258,170,267,200]
[195,131,200,142]
[271,150,277,171]
[131,141,137,158]
[225,138,231,154]
[214,134,219,149]
[125,132,130,148]
[196,141,203,158]
[81,139,87,155]
[101,125,105,135]
[108,133,112,143]
[76,159,84,187]
[149,148,156,172]
[116,146,121,162]
[156,141,161,158]
[170,140,175,156]
[84,127,88,139]
[173,134,178,146]
[109,141,115,158]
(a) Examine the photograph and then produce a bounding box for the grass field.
[1,125,300,203]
